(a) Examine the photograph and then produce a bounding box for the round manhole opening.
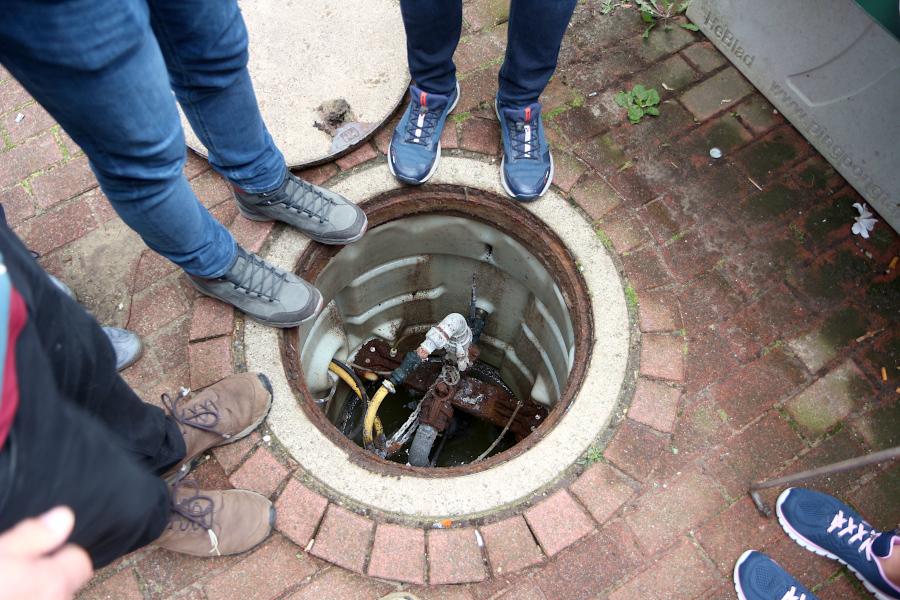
[286,188,593,477]
[247,157,630,520]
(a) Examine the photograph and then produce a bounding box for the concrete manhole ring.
[244,157,632,522]
[180,0,409,168]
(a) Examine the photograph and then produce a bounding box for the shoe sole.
[494,99,555,202]
[732,549,755,600]
[166,373,276,485]
[236,203,368,246]
[775,488,894,600]
[190,280,324,329]
[387,82,461,186]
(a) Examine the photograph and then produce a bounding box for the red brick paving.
[227,446,289,498]
[367,523,427,584]
[569,461,636,525]
[309,504,374,574]
[274,478,329,549]
[203,535,319,600]
[11,2,896,598]
[479,516,544,576]
[524,489,595,557]
[427,528,487,585]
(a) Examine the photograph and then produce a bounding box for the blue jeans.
[0,0,286,277]
[399,0,577,106]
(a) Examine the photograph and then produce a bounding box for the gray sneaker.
[102,327,143,371]
[189,246,323,328]
[233,172,367,245]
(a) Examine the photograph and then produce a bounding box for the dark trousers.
[0,212,185,568]
[399,0,577,106]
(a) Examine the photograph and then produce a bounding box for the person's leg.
[0,229,171,568]
[146,0,284,193]
[147,0,368,247]
[0,210,185,475]
[494,0,577,201]
[0,0,329,326]
[399,0,463,96]
[0,0,237,279]
[388,0,463,185]
[498,0,577,107]
[0,379,171,569]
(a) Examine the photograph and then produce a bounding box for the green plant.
[634,0,699,38]
[615,84,661,124]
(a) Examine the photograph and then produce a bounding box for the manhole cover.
[245,157,632,521]
[180,0,408,168]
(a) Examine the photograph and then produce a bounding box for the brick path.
[2,2,898,599]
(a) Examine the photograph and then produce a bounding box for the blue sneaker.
[734,550,819,600]
[495,100,554,202]
[777,488,900,600]
[388,83,459,185]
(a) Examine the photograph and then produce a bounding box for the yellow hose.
[363,384,392,448]
[328,361,383,441]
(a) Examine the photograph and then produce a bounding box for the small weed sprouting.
[635,0,699,38]
[578,445,604,466]
[615,84,661,124]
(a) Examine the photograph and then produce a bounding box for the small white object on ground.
[474,530,484,547]
[14,112,24,123]
[851,202,878,239]
[709,147,723,159]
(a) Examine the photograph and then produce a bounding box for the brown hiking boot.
[162,372,273,482]
[155,480,274,557]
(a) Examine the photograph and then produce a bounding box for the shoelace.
[506,113,540,160]
[161,387,225,438]
[827,510,879,561]
[224,249,287,302]
[168,480,221,556]
[260,177,334,224]
[781,586,806,600]
[404,100,439,145]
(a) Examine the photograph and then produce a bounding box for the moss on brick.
[819,307,867,353]
[740,135,798,181]
[744,185,798,219]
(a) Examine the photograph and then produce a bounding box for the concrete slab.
[180,0,409,168]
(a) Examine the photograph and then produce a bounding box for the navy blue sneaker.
[734,550,819,600]
[495,100,554,202]
[777,488,900,600]
[388,83,459,185]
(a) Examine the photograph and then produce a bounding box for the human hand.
[0,507,93,600]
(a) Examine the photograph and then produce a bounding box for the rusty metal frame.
[281,185,595,478]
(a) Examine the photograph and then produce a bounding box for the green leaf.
[677,0,691,13]
[681,22,700,31]
[614,91,630,107]
[627,105,644,123]
[643,22,656,38]
[640,10,655,22]
[645,106,660,116]
[646,88,661,105]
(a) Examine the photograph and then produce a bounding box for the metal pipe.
[749,446,900,517]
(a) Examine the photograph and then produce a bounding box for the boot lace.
[224,248,287,303]
[168,480,221,556]
[404,100,439,145]
[505,114,540,160]
[827,510,879,561]
[161,387,225,438]
[259,176,335,224]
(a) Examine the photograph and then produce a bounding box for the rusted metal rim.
[281,185,594,478]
